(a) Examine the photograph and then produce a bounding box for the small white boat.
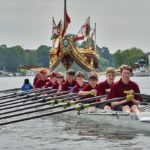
[61,107,150,133]
[133,66,149,77]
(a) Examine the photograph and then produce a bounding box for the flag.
[73,34,84,42]
[73,22,89,42]
[80,23,89,36]
[61,11,71,37]
[77,18,90,37]
[73,27,85,42]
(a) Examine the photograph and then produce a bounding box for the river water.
[0,76,150,150]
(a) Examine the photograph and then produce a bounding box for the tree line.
[0,44,148,73]
[100,47,148,69]
[0,45,50,72]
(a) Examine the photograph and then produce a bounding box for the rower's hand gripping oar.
[124,90,150,103]
[124,90,150,99]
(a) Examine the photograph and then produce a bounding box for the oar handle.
[134,92,150,97]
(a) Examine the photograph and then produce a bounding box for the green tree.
[0,45,6,70]
[113,47,145,67]
[99,57,109,71]
[2,46,25,72]
[100,47,113,66]
[24,50,37,66]
[36,45,50,67]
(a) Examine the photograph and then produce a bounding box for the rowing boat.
[57,107,150,133]
[0,88,150,134]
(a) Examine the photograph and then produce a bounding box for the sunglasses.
[57,76,63,78]
[89,77,98,81]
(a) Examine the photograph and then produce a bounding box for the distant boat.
[49,0,99,79]
[133,66,149,77]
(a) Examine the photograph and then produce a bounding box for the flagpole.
[52,17,54,48]
[64,0,66,35]
[94,23,96,50]
[89,16,91,49]
[86,16,90,49]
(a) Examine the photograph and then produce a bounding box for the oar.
[0,95,80,120]
[0,93,78,116]
[139,104,150,111]
[0,88,39,99]
[0,96,124,126]
[0,88,21,93]
[0,90,69,110]
[0,87,51,100]
[0,95,107,120]
[134,93,150,102]
[0,89,57,106]
[0,92,77,111]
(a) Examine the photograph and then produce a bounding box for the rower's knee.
[131,105,139,113]
[104,105,111,111]
[122,105,131,112]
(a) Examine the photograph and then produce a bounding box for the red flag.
[61,12,71,36]
[73,22,89,42]
[77,21,90,37]
[73,35,84,42]
[74,30,85,42]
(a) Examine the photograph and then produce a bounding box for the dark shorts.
[96,102,111,109]
[113,102,134,111]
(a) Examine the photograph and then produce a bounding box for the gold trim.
[50,36,99,71]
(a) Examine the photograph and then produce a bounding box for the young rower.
[97,67,116,110]
[110,64,141,113]
[73,71,86,93]
[61,69,76,92]
[22,78,33,91]
[45,72,57,88]
[53,72,65,91]
[33,72,41,88]
[78,71,98,101]
[34,69,50,88]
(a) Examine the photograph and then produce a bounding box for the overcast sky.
[0,0,150,53]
